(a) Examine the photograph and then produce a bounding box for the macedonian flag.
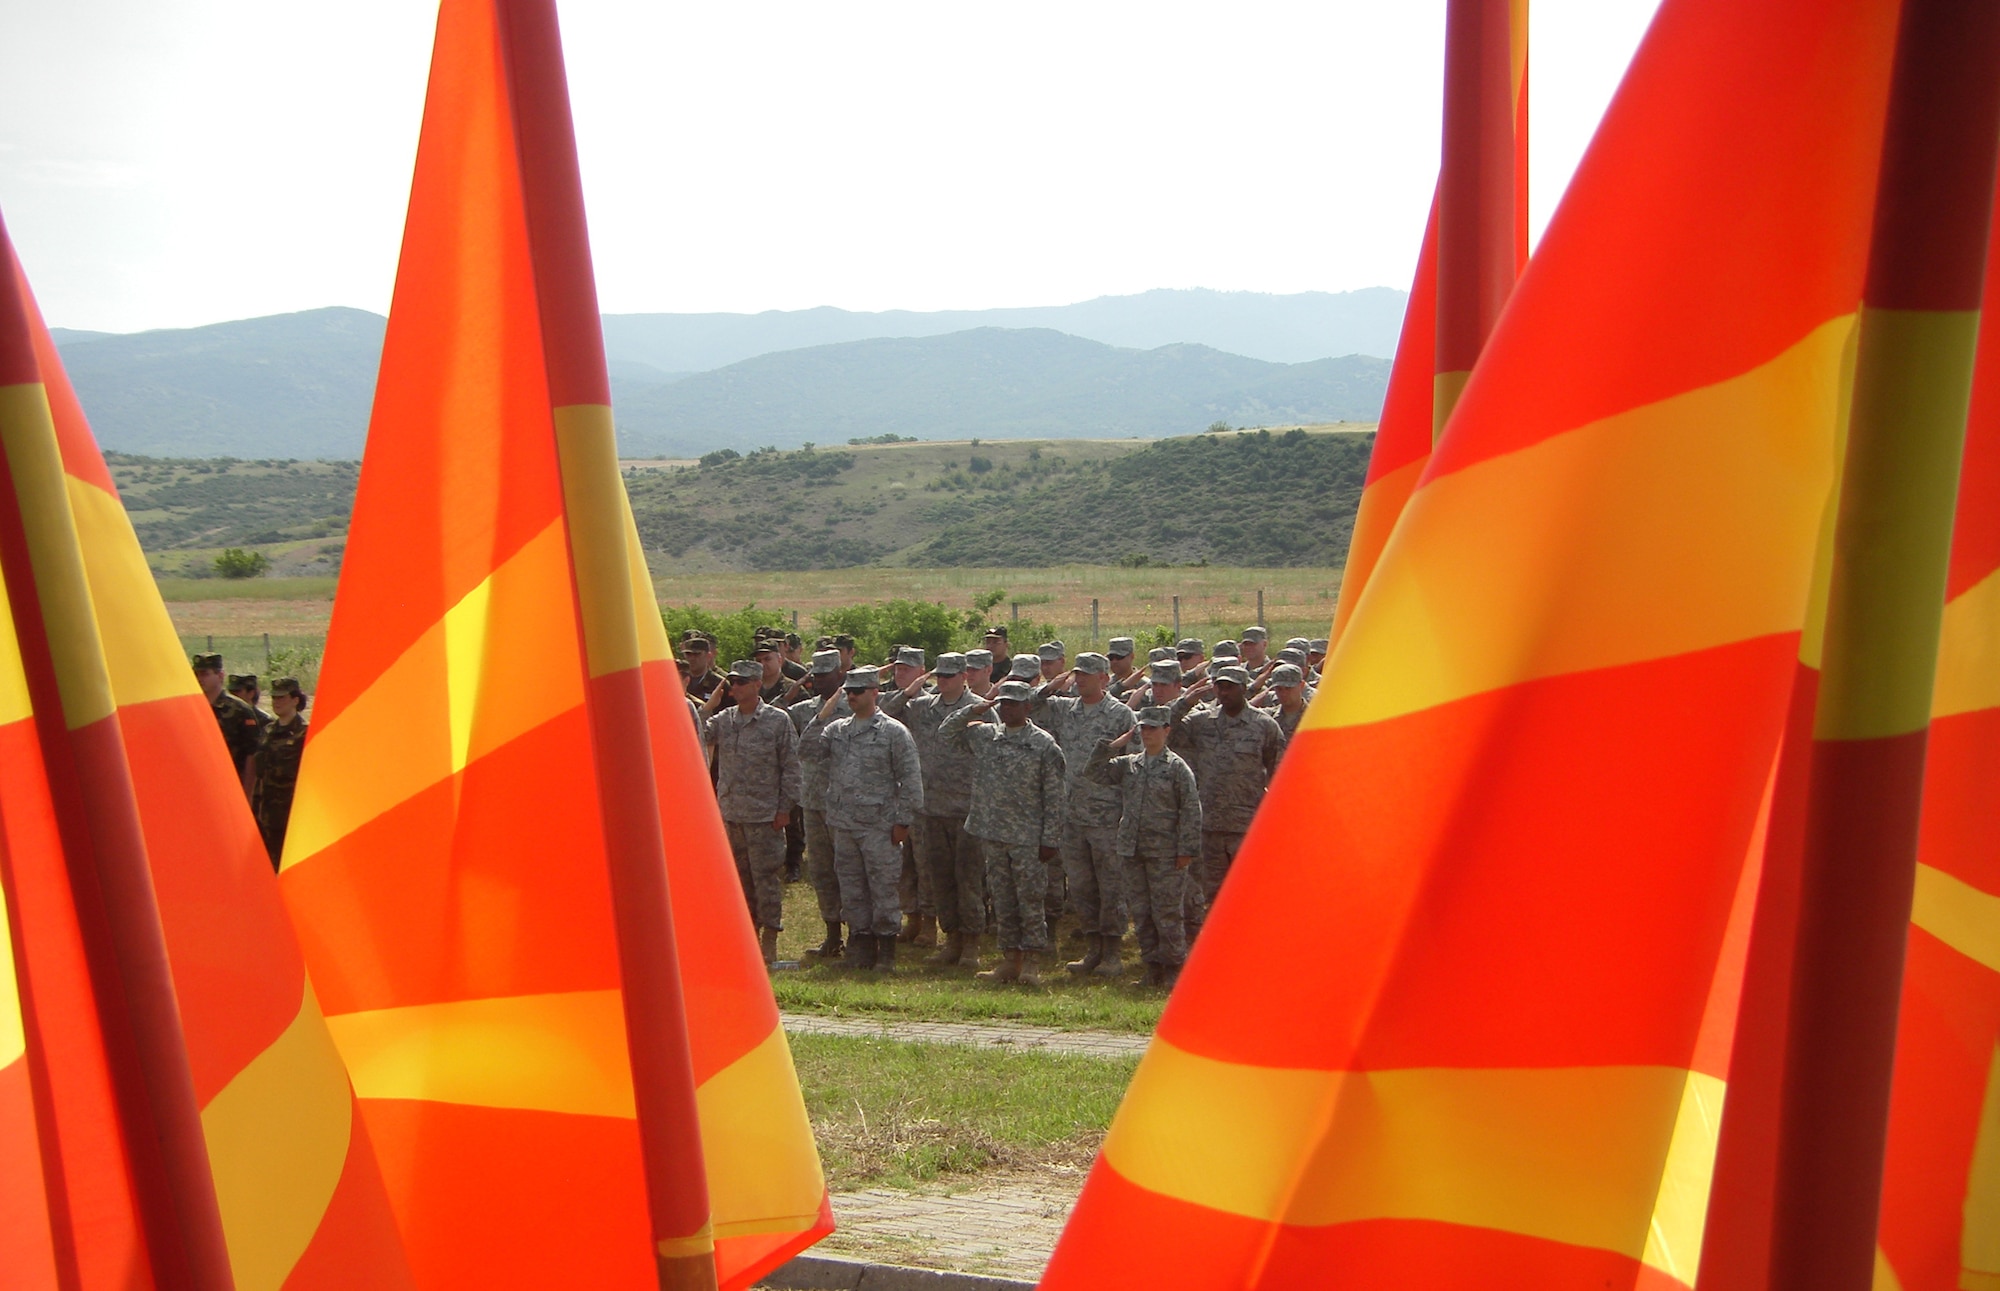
[275,3,828,1288]
[1043,0,1899,1284]
[0,223,414,1286]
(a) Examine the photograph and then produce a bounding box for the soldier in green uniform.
[194,653,264,792]
[250,678,308,868]
[229,673,274,751]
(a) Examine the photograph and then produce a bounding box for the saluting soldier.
[1267,664,1312,745]
[229,673,274,749]
[1006,654,1063,928]
[962,648,996,699]
[194,653,264,792]
[885,652,987,966]
[1029,653,1137,978]
[705,660,803,965]
[1087,706,1203,987]
[1105,638,1143,700]
[883,647,937,946]
[1171,664,1285,936]
[789,651,851,959]
[250,677,309,868]
[1239,626,1271,672]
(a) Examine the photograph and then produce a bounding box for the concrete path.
[810,1174,1082,1283]
[778,1011,1149,1060]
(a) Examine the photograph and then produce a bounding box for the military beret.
[727,660,761,681]
[1277,647,1308,667]
[831,634,857,649]
[1148,660,1182,684]
[934,652,967,676]
[1212,665,1252,687]
[1073,652,1109,676]
[994,680,1034,702]
[982,624,1009,640]
[842,666,881,690]
[1106,636,1136,658]
[1241,626,1269,643]
[752,638,781,655]
[1175,638,1204,656]
[1007,656,1042,680]
[271,677,305,699]
[1213,641,1240,659]
[814,635,836,650]
[895,646,926,669]
[191,653,224,671]
[809,649,841,675]
[227,673,257,689]
[1037,642,1065,662]
[1310,639,1329,653]
[1269,664,1305,688]
[1149,646,1174,663]
[1137,705,1173,728]
[964,649,993,669]
[1285,637,1312,652]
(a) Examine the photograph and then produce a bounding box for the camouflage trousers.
[982,841,1050,953]
[832,824,903,938]
[801,809,842,922]
[898,834,936,920]
[1062,821,1125,937]
[1123,853,1189,967]
[256,793,293,871]
[725,820,787,930]
[915,813,985,935]
[1186,830,1246,936]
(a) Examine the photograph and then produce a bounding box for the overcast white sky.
[0,1,1661,334]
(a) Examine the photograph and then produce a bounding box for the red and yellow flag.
[0,222,415,1287]
[1332,0,1527,645]
[1043,0,1897,1284]
[276,3,828,1288]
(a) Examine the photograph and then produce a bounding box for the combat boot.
[1065,934,1103,976]
[928,929,964,966]
[897,913,919,943]
[1017,950,1044,987]
[913,914,937,948]
[975,949,1022,983]
[808,920,843,961]
[1162,961,1182,990]
[1092,934,1125,978]
[850,933,878,971]
[1143,961,1165,988]
[758,925,779,966]
[875,936,896,975]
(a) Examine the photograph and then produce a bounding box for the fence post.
[1091,598,1099,645]
[791,609,799,631]
[1257,589,1265,628]
[206,634,213,652]
[1172,596,1180,639]
[1011,601,1019,623]
[263,632,271,673]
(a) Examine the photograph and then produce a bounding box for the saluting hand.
[904,670,933,698]
[1108,729,1134,750]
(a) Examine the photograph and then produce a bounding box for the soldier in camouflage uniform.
[1171,664,1286,936]
[1029,653,1137,977]
[250,677,309,869]
[1105,638,1143,701]
[1087,706,1202,986]
[705,660,803,965]
[193,653,264,792]
[962,648,995,699]
[1239,625,1270,673]
[229,673,274,749]
[1267,664,1312,745]
[799,667,924,973]
[1010,653,1064,931]
[883,647,937,946]
[885,652,987,966]
[942,681,1067,985]
[789,650,850,959]
[680,632,724,703]
[981,624,1013,676]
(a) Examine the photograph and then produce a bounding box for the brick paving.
[778,1011,1150,1059]
[814,1172,1083,1282]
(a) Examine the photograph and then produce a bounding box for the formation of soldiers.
[192,653,308,868]
[687,622,1327,986]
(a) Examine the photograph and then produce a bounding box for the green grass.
[155,576,337,601]
[773,885,1166,1035]
[791,1031,1136,1191]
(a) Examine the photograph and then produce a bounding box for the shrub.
[214,548,269,579]
[813,599,960,665]
[660,604,793,666]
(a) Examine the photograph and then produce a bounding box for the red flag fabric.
[1043,0,1898,1285]
[277,3,828,1288]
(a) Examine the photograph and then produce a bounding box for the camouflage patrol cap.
[1036,642,1065,662]
[1006,656,1041,681]
[683,632,715,652]
[982,624,1009,640]
[1269,664,1305,688]
[1212,665,1252,687]
[815,635,836,650]
[895,646,926,669]
[809,649,842,674]
[1285,637,1312,652]
[1149,646,1174,663]
[752,638,781,655]
[1137,705,1173,728]
[1174,638,1204,656]
[1147,660,1181,685]
[1241,626,1269,643]
[227,673,257,690]
[785,632,803,649]
[271,677,306,699]
[994,680,1034,703]
[191,652,224,672]
[842,666,881,690]
[964,649,993,669]
[1106,637,1135,659]
[1310,639,1329,654]
[831,634,857,650]
[933,652,967,676]
[1213,641,1240,659]
[727,660,762,681]
[1073,652,1109,676]
[1276,647,1308,667]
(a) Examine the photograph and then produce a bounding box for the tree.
[214,548,269,579]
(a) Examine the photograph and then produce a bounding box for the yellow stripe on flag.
[1912,863,2000,973]
[65,475,200,710]
[1933,566,2000,719]
[695,1027,828,1242]
[552,404,643,679]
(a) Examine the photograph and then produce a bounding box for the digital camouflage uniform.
[1086,736,1202,967]
[800,704,924,938]
[251,715,308,868]
[704,699,803,931]
[789,689,850,922]
[884,682,986,936]
[942,705,1066,953]
[1030,687,1136,938]
[1171,693,1285,926]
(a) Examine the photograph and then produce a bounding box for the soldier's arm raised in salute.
[1086,731,1134,786]
[940,696,991,752]
[797,688,844,761]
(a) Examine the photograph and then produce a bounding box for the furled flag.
[1331,0,1527,645]
[275,2,829,1288]
[1042,0,1898,1285]
[0,221,416,1287]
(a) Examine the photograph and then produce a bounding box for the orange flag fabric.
[0,220,415,1288]
[276,2,828,1288]
[1042,0,1897,1285]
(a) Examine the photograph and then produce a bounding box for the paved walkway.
[814,1174,1082,1282]
[779,1011,1149,1059]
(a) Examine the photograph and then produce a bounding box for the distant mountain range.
[50,287,1403,459]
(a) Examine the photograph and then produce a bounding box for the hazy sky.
[0,1,1661,334]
